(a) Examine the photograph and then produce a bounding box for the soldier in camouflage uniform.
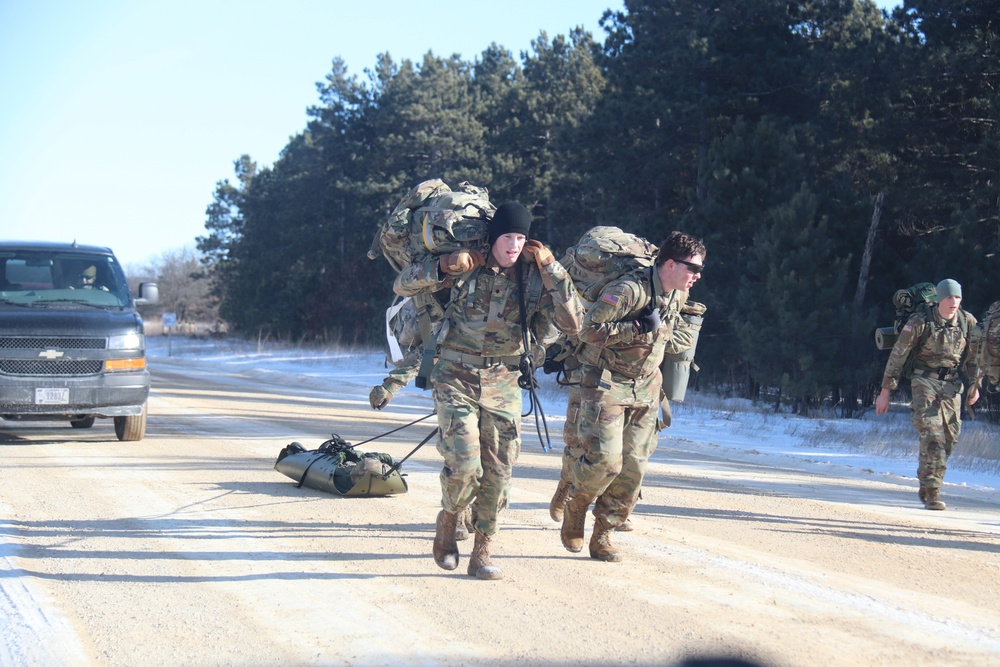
[369,340,476,542]
[549,293,697,532]
[394,202,584,580]
[561,232,706,562]
[875,279,981,511]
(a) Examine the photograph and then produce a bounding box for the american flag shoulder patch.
[602,293,620,306]
[902,324,913,332]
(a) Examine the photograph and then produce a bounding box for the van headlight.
[108,333,145,350]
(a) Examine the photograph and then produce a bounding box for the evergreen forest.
[196,0,998,416]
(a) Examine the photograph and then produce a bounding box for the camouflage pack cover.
[560,226,657,309]
[370,179,493,365]
[369,179,495,273]
[543,227,665,384]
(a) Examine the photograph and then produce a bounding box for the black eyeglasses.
[673,259,704,275]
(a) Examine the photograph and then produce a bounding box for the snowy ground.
[148,335,1000,501]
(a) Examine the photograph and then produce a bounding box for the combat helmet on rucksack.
[369,179,495,365]
[368,179,495,273]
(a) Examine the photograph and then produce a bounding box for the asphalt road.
[1,355,999,666]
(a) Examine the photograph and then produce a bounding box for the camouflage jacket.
[382,348,421,393]
[393,253,583,358]
[577,266,689,380]
[881,307,978,391]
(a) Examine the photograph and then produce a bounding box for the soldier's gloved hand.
[369,385,393,410]
[439,249,485,275]
[632,309,662,335]
[522,239,554,267]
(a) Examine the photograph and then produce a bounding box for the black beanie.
[489,202,532,243]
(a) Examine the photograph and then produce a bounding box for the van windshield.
[0,251,132,308]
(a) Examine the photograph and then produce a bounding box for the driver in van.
[72,265,108,291]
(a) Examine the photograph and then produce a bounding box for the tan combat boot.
[549,479,572,522]
[561,494,592,553]
[615,518,633,532]
[455,507,473,541]
[590,517,624,562]
[924,488,946,511]
[467,531,503,580]
[433,510,460,570]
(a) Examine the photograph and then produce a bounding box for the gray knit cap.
[936,279,962,300]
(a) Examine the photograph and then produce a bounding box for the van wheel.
[114,403,147,441]
[71,417,96,429]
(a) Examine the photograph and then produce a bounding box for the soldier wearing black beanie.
[489,202,532,243]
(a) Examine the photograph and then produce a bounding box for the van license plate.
[35,388,69,405]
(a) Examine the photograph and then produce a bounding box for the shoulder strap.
[918,305,936,345]
[646,266,656,315]
[413,270,475,390]
[517,262,531,354]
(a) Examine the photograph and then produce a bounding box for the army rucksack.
[369,179,495,366]
[974,300,1000,387]
[560,226,658,310]
[874,282,938,350]
[367,179,495,272]
[543,226,663,383]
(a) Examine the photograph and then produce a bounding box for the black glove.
[632,309,662,336]
[542,344,565,375]
[543,357,564,375]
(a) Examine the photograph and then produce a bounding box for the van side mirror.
[135,282,159,306]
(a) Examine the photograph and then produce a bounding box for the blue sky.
[0,0,896,269]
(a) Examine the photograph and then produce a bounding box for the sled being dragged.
[275,434,408,497]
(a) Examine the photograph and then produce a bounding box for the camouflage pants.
[558,373,585,483]
[431,359,522,536]
[910,375,963,489]
[568,364,660,527]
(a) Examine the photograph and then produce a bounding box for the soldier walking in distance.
[394,202,583,579]
[561,231,705,562]
[875,279,980,510]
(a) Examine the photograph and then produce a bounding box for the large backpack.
[369,179,495,365]
[560,226,658,310]
[368,179,495,272]
[874,282,938,350]
[975,300,1000,387]
[545,226,664,379]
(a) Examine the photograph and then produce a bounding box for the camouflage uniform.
[881,307,978,490]
[379,348,420,396]
[394,253,583,535]
[556,301,694,490]
[568,268,690,527]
